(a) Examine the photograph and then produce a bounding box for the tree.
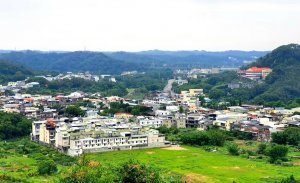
[117,160,161,183]
[266,145,289,164]
[207,130,227,146]
[272,132,288,145]
[272,128,300,146]
[199,96,206,106]
[179,106,184,113]
[65,105,86,117]
[285,128,300,146]
[279,175,297,183]
[38,160,58,175]
[0,112,32,140]
[257,143,267,155]
[227,143,240,156]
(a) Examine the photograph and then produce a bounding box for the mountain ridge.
[0,50,268,74]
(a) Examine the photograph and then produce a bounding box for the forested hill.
[0,50,268,74]
[0,51,145,74]
[0,61,33,84]
[106,50,268,68]
[249,44,300,103]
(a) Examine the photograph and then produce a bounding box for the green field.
[1,141,300,183]
[87,146,300,183]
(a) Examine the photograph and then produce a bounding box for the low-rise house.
[186,113,205,128]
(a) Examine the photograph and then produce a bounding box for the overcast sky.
[0,0,299,51]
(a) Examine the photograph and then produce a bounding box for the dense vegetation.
[0,138,76,182]
[0,111,32,140]
[65,105,86,117]
[272,128,300,146]
[101,102,151,116]
[249,44,300,102]
[157,127,227,147]
[174,44,300,108]
[0,51,146,74]
[25,77,129,97]
[0,60,33,84]
[24,70,170,98]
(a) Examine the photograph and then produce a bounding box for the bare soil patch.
[162,146,187,151]
[146,151,155,154]
[181,173,213,183]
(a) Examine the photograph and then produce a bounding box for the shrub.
[272,128,300,146]
[246,150,256,156]
[227,143,240,156]
[257,143,267,155]
[179,129,226,147]
[37,160,58,175]
[266,145,289,164]
[278,175,297,183]
[117,159,161,183]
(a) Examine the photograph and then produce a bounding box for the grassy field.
[1,140,300,183]
[0,154,61,182]
[87,145,300,183]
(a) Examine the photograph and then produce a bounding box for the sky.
[0,0,299,51]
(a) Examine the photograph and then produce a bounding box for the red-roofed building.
[238,67,272,80]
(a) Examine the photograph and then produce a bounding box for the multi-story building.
[238,67,272,80]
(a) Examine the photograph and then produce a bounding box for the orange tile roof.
[246,67,271,73]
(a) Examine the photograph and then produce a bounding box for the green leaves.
[0,112,32,140]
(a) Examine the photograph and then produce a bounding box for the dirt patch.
[181,173,213,183]
[176,156,186,158]
[293,162,300,166]
[235,140,245,146]
[163,146,187,151]
[146,151,155,154]
[232,166,241,170]
[191,153,200,156]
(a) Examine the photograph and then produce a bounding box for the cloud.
[0,0,299,51]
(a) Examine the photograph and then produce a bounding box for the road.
[163,79,176,98]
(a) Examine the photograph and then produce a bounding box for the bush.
[0,112,32,140]
[117,160,161,183]
[246,150,256,156]
[272,128,300,146]
[266,145,289,164]
[257,143,267,155]
[65,105,86,117]
[278,175,297,183]
[227,143,240,156]
[37,160,58,175]
[179,129,226,147]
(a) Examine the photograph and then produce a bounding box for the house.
[213,117,237,131]
[39,119,56,145]
[114,112,133,119]
[241,125,271,142]
[186,113,205,128]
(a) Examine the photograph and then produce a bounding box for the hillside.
[0,60,33,84]
[0,51,145,74]
[249,44,300,102]
[172,44,300,107]
[106,50,268,69]
[0,50,268,74]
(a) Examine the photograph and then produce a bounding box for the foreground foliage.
[0,111,32,140]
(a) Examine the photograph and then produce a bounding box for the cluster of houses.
[0,81,39,94]
[1,78,300,156]
[174,68,239,79]
[36,72,116,83]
